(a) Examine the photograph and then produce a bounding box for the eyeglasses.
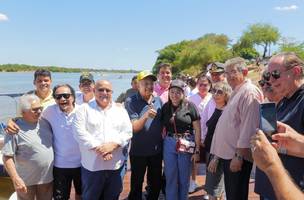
[97,88,112,93]
[211,89,224,95]
[54,93,72,100]
[258,80,271,87]
[199,83,210,87]
[31,107,43,113]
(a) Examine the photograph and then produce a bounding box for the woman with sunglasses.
[204,82,232,200]
[161,79,201,200]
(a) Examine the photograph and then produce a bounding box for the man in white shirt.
[42,84,82,200]
[73,80,132,200]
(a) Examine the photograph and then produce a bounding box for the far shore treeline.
[0,64,139,74]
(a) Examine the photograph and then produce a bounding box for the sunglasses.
[211,89,224,95]
[258,80,271,87]
[97,88,112,93]
[31,107,43,113]
[263,69,287,81]
[54,93,72,100]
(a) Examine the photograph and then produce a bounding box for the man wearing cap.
[208,62,226,83]
[125,70,163,200]
[153,63,172,103]
[76,72,95,105]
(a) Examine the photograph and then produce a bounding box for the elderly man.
[2,94,53,200]
[42,84,82,200]
[73,80,132,200]
[125,70,163,200]
[76,72,95,105]
[254,52,304,200]
[153,63,172,103]
[210,57,263,200]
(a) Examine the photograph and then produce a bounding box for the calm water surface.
[0,72,136,124]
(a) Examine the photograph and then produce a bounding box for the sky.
[0,0,303,71]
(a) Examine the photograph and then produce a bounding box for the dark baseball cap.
[79,72,94,83]
[169,79,186,92]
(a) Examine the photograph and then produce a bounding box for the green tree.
[241,23,280,58]
[153,34,232,76]
[279,38,304,59]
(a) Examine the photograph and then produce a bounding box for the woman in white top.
[188,74,215,193]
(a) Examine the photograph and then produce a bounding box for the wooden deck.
[119,164,259,200]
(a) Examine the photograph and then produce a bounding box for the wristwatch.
[234,153,243,161]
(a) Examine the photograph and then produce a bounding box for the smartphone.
[259,102,277,137]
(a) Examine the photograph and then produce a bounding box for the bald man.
[73,80,132,200]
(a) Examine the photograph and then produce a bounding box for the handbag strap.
[170,106,178,134]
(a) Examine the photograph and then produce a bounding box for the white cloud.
[274,5,298,11]
[0,13,8,21]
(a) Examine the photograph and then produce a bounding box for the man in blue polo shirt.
[255,52,304,199]
[125,70,163,200]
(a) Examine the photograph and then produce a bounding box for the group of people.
[1,52,304,200]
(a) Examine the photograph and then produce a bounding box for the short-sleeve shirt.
[255,84,304,199]
[2,118,54,186]
[210,80,263,160]
[125,92,163,156]
[161,101,200,134]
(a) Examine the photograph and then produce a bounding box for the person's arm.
[271,121,304,158]
[192,119,201,162]
[265,161,304,200]
[5,118,21,134]
[3,156,27,193]
[251,130,304,200]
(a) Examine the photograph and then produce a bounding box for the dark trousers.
[222,159,253,200]
[53,166,82,200]
[81,167,123,200]
[128,153,162,200]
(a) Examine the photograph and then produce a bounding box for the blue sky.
[0,0,303,70]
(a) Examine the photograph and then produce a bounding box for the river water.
[0,72,136,124]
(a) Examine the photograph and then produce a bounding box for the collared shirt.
[2,118,53,186]
[42,104,81,168]
[210,80,263,160]
[188,93,215,141]
[75,91,95,105]
[153,82,169,103]
[72,101,132,171]
[255,84,304,199]
[125,92,163,156]
[27,90,55,109]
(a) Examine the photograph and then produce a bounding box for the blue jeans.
[163,136,192,200]
[81,166,123,200]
